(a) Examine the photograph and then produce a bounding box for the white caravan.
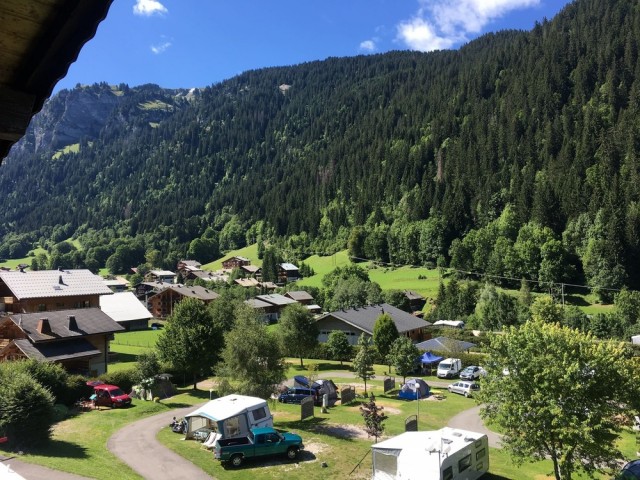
[184,394,273,440]
[372,427,489,480]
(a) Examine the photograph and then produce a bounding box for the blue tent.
[420,352,443,365]
[398,378,430,400]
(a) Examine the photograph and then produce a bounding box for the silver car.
[447,381,480,398]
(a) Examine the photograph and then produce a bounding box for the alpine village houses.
[0,268,122,376]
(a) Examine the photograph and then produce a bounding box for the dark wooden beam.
[0,85,35,142]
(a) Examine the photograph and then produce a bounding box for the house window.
[442,466,453,480]
[38,304,46,311]
[458,454,472,472]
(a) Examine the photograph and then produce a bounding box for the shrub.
[1,359,67,404]
[0,372,55,449]
[99,369,137,393]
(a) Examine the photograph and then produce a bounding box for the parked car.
[214,426,304,467]
[93,384,132,408]
[447,381,480,398]
[459,365,483,380]
[277,387,318,404]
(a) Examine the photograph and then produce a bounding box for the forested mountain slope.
[1,0,639,295]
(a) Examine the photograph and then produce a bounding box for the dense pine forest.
[1,0,639,297]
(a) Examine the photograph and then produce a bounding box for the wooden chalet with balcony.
[148,284,220,318]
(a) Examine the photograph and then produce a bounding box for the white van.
[437,358,462,379]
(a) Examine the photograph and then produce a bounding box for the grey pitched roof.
[180,260,202,267]
[12,338,101,362]
[8,308,124,342]
[256,294,298,307]
[151,285,220,301]
[280,263,299,271]
[285,291,314,302]
[0,269,113,300]
[149,270,176,277]
[100,292,153,323]
[415,336,477,352]
[245,298,273,309]
[319,303,430,335]
[404,290,425,300]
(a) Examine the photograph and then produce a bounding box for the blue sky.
[55,0,571,92]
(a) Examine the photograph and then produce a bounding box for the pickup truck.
[214,426,304,467]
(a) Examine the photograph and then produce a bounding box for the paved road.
[4,403,211,480]
[447,404,503,448]
[1,459,92,480]
[107,404,213,480]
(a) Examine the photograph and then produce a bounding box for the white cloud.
[397,17,454,51]
[360,40,376,52]
[151,41,171,54]
[133,0,168,16]
[397,0,540,51]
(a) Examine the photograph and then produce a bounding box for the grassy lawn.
[202,244,260,271]
[1,390,206,480]
[3,345,633,480]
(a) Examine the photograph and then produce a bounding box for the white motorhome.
[184,394,273,440]
[372,427,489,480]
[437,358,462,378]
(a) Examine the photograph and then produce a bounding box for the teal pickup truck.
[213,426,304,467]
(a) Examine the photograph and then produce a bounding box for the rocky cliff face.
[13,83,190,155]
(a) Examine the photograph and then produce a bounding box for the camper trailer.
[184,394,272,441]
[372,427,489,480]
[437,358,462,378]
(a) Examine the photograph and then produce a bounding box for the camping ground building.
[315,303,430,345]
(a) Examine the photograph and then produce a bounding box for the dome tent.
[398,378,430,400]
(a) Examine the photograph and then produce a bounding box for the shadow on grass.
[108,352,138,363]
[483,475,511,480]
[277,416,363,441]
[220,449,317,471]
[288,362,352,372]
[30,439,89,459]
[564,294,590,306]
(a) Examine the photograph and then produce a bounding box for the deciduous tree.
[218,306,286,399]
[325,330,352,366]
[353,334,376,395]
[156,297,221,389]
[479,320,639,480]
[278,303,318,367]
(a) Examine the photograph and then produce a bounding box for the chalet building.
[222,256,250,270]
[0,309,123,376]
[176,259,202,273]
[245,298,279,323]
[285,290,322,314]
[404,290,426,311]
[134,281,169,304]
[100,292,153,331]
[185,269,226,283]
[235,277,260,288]
[284,290,314,304]
[103,277,130,292]
[144,270,176,284]
[0,269,113,314]
[278,263,300,283]
[240,264,261,278]
[315,303,430,345]
[255,294,298,320]
[148,285,220,318]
